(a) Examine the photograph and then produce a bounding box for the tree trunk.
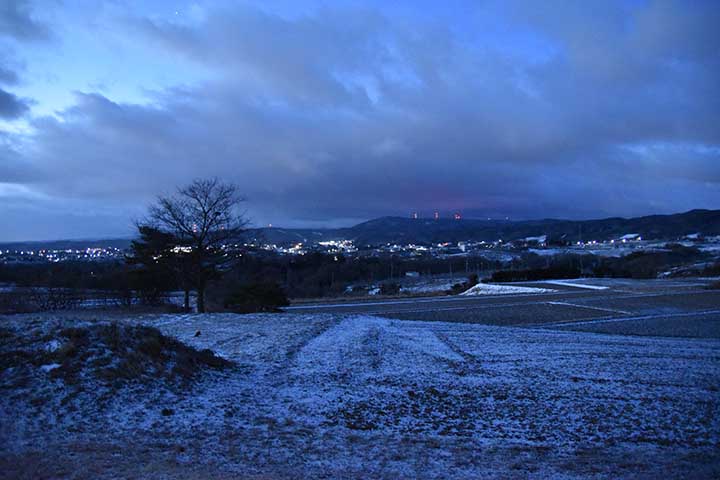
[197,285,205,313]
[183,289,190,312]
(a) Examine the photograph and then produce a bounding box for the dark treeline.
[0,261,129,290]
[0,253,503,301]
[1,243,714,313]
[228,252,504,299]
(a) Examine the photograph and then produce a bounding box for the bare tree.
[143,178,248,312]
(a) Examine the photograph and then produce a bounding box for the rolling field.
[1,278,719,478]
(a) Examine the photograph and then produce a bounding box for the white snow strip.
[536,309,720,328]
[40,363,61,372]
[286,298,455,310]
[286,294,528,310]
[461,283,555,296]
[546,301,632,316]
[544,280,609,290]
[401,282,455,294]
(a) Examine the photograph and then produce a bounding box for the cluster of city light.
[0,230,686,267]
[0,246,125,264]
[270,242,306,255]
[575,235,643,247]
[317,240,357,253]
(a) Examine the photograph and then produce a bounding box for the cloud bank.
[1,0,719,240]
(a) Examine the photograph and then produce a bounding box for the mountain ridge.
[246,208,720,246]
[2,209,718,250]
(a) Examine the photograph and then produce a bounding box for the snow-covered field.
[461,282,555,295]
[1,312,719,478]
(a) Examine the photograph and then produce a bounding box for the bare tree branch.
[139,178,248,312]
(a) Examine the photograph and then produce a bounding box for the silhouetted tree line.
[488,244,709,282]
[1,250,504,312]
[592,244,707,279]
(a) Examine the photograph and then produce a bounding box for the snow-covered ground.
[1,312,719,478]
[544,280,609,290]
[461,283,555,296]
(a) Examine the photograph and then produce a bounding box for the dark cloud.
[0,0,51,42]
[2,1,719,240]
[0,87,29,118]
[0,0,43,120]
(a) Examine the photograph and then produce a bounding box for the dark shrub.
[449,274,479,294]
[223,282,290,313]
[0,287,85,314]
[350,285,368,296]
[379,282,400,296]
[593,248,708,279]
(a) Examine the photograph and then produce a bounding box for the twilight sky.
[1,0,719,241]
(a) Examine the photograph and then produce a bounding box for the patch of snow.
[461,283,554,296]
[40,363,61,372]
[44,339,62,352]
[524,235,547,243]
[544,280,609,290]
[528,248,562,256]
[401,282,455,294]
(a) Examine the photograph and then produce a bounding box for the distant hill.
[243,209,720,246]
[4,209,718,250]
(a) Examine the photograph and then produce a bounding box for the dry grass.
[1,322,234,391]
